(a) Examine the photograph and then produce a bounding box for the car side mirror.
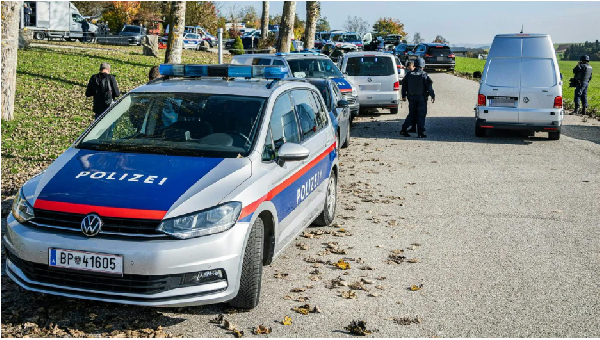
[337,99,349,108]
[277,143,309,166]
[473,71,482,79]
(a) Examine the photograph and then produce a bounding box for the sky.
[222,1,600,45]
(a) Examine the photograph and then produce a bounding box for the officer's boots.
[581,107,587,116]
[400,129,411,137]
[417,132,427,138]
[570,107,579,115]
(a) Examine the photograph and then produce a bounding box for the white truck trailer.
[22,1,97,41]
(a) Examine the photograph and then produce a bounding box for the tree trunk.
[276,1,296,53]
[304,1,319,49]
[1,1,22,121]
[260,1,269,41]
[165,1,186,64]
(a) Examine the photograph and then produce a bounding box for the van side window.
[262,127,276,162]
[270,93,301,148]
[291,90,318,140]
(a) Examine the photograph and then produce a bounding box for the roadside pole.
[218,28,223,64]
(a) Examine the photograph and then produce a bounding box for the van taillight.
[554,96,563,108]
[393,82,399,91]
[478,94,486,106]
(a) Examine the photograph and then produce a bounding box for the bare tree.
[165,1,186,64]
[261,1,269,41]
[1,1,21,121]
[433,35,449,44]
[343,15,369,37]
[276,1,296,53]
[304,1,319,49]
[412,32,423,44]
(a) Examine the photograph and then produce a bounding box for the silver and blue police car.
[4,64,339,309]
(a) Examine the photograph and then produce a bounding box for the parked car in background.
[330,44,359,65]
[383,34,403,51]
[474,33,563,140]
[339,52,401,114]
[182,32,203,49]
[314,31,332,49]
[330,32,364,50]
[118,25,145,45]
[393,43,416,64]
[306,78,352,150]
[411,43,456,71]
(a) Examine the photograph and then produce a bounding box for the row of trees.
[563,40,600,61]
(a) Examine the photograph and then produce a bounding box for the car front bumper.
[3,213,249,307]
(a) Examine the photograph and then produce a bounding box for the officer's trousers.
[402,95,427,133]
[574,81,589,110]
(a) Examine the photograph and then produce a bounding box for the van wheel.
[341,124,350,148]
[390,107,399,114]
[229,218,264,309]
[314,173,337,226]
[548,131,560,140]
[475,125,486,137]
[34,32,45,40]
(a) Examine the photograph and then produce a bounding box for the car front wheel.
[229,218,265,309]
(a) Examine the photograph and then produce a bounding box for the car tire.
[390,107,399,114]
[548,131,560,140]
[341,124,350,148]
[229,218,265,309]
[475,124,486,137]
[314,172,337,226]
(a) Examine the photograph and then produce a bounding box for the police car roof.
[304,78,331,86]
[132,78,297,97]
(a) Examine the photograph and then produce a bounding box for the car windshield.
[346,56,395,76]
[287,58,343,78]
[186,33,199,39]
[428,46,452,56]
[343,34,360,41]
[321,33,331,40]
[122,26,141,33]
[315,85,331,108]
[78,93,266,158]
[384,36,400,43]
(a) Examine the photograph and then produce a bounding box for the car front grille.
[30,209,166,238]
[343,95,357,105]
[7,252,178,295]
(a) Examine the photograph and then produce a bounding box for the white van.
[339,52,401,114]
[475,33,564,140]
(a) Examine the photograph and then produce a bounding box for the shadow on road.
[562,124,600,145]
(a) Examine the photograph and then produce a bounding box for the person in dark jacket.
[81,19,90,42]
[572,55,593,115]
[400,58,435,138]
[85,63,120,119]
[24,3,32,27]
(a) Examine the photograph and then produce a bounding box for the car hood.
[24,148,252,220]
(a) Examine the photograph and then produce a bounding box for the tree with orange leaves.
[103,1,141,33]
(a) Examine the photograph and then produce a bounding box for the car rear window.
[428,46,452,56]
[346,56,395,77]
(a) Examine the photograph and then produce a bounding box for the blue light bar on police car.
[159,64,288,79]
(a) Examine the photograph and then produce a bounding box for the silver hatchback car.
[4,64,339,308]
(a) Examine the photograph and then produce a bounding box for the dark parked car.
[305,78,351,150]
[410,43,455,71]
[393,43,416,64]
[118,25,146,45]
[329,45,359,64]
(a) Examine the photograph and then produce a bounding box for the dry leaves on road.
[410,284,424,291]
[291,304,321,315]
[345,320,376,336]
[333,259,351,270]
[252,325,272,335]
[393,316,422,325]
[281,315,292,325]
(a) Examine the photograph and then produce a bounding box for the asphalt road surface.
[2,73,599,338]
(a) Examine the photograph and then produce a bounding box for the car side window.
[262,127,276,162]
[270,93,301,149]
[252,58,272,66]
[309,91,328,129]
[291,90,318,140]
[272,59,285,66]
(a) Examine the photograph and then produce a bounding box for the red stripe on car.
[34,200,167,220]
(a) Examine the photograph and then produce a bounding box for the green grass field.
[454,56,599,115]
[1,44,229,198]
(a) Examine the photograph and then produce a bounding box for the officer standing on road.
[400,58,435,138]
[572,55,593,115]
[23,3,32,27]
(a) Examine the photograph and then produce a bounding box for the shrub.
[230,36,244,55]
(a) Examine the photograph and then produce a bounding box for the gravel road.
[2,73,599,338]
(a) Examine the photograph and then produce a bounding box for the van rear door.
[518,36,561,124]
[482,57,521,122]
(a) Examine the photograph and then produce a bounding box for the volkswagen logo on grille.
[523,97,530,103]
[367,78,373,82]
[81,214,102,237]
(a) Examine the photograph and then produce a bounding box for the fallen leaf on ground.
[209,314,224,324]
[292,304,320,315]
[296,243,309,250]
[410,284,423,291]
[233,329,244,338]
[252,325,272,335]
[282,315,292,325]
[341,290,358,299]
[345,320,375,336]
[361,278,373,284]
[407,258,419,263]
[290,287,306,293]
[349,281,368,291]
[359,265,375,270]
[368,292,379,297]
[393,316,422,325]
[333,259,351,270]
[274,272,289,279]
[223,320,238,331]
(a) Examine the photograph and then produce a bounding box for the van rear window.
[520,58,556,87]
[428,46,452,56]
[485,58,520,87]
[346,56,395,77]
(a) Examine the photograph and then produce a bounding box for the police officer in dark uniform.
[572,55,593,115]
[23,3,32,27]
[400,58,435,138]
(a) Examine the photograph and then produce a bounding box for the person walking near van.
[82,19,90,42]
[23,3,32,27]
[572,55,593,115]
[400,58,435,138]
[85,63,120,119]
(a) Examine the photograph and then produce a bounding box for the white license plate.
[437,57,444,61]
[48,248,123,275]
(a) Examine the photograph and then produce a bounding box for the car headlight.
[12,188,35,223]
[157,202,242,239]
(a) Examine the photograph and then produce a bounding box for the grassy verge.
[454,56,600,116]
[1,45,230,199]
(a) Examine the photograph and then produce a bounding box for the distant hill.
[451,43,491,49]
